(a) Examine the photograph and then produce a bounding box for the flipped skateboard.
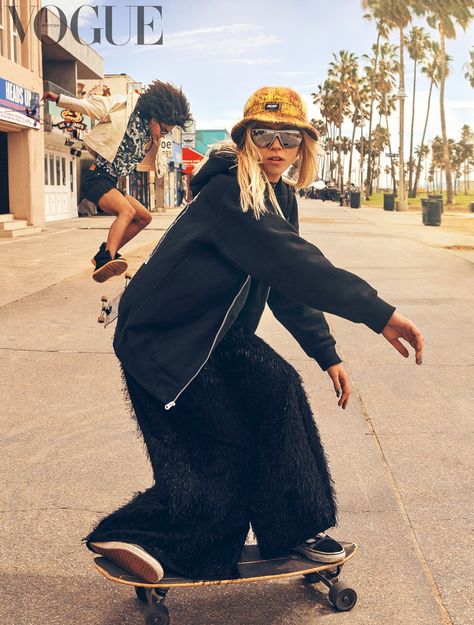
[97,273,132,326]
[94,542,358,624]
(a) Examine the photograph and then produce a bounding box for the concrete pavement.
[0,200,472,625]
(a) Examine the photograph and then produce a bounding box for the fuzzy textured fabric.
[85,324,337,579]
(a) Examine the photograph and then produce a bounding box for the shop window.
[44,155,48,185]
[70,160,74,193]
[61,157,66,186]
[55,156,60,187]
[0,3,5,57]
[49,155,55,186]
[9,0,20,64]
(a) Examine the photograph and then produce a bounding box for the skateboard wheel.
[304,573,320,584]
[135,586,147,603]
[328,581,357,612]
[144,604,170,625]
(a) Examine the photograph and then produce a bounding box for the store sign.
[182,147,203,175]
[0,77,40,129]
[182,133,195,149]
[60,109,84,124]
[56,120,87,131]
[160,138,173,158]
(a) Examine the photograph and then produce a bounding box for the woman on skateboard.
[43,81,192,282]
[85,87,423,582]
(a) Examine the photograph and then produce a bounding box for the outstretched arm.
[42,91,124,120]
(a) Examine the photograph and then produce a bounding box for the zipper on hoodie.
[164,275,251,410]
[144,195,199,265]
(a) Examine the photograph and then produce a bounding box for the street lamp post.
[397,87,408,211]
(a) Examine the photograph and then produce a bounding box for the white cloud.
[221,58,282,65]
[165,23,259,43]
[133,22,283,59]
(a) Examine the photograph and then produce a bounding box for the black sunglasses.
[158,122,173,137]
[251,128,303,149]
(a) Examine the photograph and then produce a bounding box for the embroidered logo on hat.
[264,102,281,111]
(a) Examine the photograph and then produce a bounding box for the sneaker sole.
[294,545,346,564]
[93,259,128,283]
[89,542,164,583]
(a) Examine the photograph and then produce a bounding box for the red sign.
[182,147,203,175]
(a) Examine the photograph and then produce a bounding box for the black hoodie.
[114,152,395,409]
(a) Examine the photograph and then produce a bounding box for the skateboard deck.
[97,273,132,326]
[95,542,357,587]
[94,542,358,621]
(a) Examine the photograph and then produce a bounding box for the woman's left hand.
[326,364,350,410]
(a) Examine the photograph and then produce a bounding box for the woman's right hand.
[42,91,59,103]
[382,311,424,365]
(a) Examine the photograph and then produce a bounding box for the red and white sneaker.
[89,541,164,583]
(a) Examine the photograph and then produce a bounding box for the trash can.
[428,194,443,214]
[421,198,429,224]
[383,193,395,211]
[350,191,361,209]
[422,199,441,226]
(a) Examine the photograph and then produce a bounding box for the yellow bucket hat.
[231,86,318,145]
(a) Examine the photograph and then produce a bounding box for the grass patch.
[364,192,473,212]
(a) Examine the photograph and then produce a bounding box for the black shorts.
[81,167,126,205]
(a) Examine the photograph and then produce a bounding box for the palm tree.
[457,124,474,194]
[328,50,359,190]
[405,26,431,197]
[371,42,399,192]
[464,46,474,88]
[431,136,444,192]
[362,14,391,197]
[421,1,473,206]
[348,75,370,187]
[312,80,341,178]
[362,0,418,210]
[411,41,446,198]
[414,144,430,191]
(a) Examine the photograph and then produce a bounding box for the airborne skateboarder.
[43,81,192,282]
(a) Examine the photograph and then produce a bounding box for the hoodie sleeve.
[266,193,341,370]
[207,177,395,333]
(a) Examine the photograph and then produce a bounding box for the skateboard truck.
[304,562,357,611]
[135,587,170,624]
[97,273,132,325]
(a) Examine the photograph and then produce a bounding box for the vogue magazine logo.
[6,4,164,46]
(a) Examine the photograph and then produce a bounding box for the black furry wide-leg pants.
[85,325,337,579]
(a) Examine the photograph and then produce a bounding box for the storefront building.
[41,8,103,221]
[0,0,44,236]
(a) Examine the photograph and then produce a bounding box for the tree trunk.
[412,78,434,197]
[408,58,418,197]
[348,118,357,184]
[397,26,407,210]
[385,114,397,194]
[439,25,454,206]
[366,32,381,199]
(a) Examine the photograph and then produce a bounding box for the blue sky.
[51,0,474,144]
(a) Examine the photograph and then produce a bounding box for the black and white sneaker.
[88,541,164,583]
[294,533,346,563]
[92,244,128,283]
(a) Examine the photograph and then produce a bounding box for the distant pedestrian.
[43,82,192,282]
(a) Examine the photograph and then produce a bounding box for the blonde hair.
[193,123,320,219]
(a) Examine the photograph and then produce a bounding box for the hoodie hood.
[190,148,237,196]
